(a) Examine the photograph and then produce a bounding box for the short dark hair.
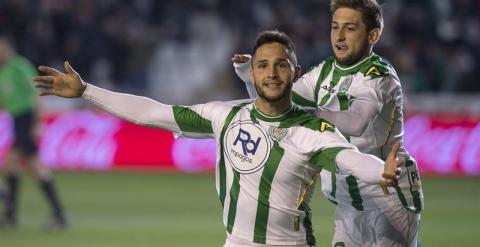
[253,30,297,66]
[330,0,384,32]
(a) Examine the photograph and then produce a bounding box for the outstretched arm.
[33,62,181,133]
[336,141,404,186]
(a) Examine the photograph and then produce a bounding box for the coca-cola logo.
[39,110,121,170]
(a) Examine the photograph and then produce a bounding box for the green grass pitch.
[0,171,478,246]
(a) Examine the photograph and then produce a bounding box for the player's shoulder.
[205,99,253,113]
[358,55,403,91]
[302,56,336,77]
[360,54,396,79]
[281,105,336,133]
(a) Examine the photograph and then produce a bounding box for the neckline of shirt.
[251,102,294,122]
[334,53,375,72]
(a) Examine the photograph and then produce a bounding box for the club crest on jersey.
[268,127,287,142]
[339,76,353,93]
[224,121,271,174]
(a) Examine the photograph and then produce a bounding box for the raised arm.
[232,54,257,98]
[33,61,205,136]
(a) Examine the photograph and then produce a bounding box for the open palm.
[33,61,86,98]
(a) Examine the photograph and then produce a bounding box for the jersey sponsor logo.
[224,121,272,173]
[233,128,261,155]
[321,84,336,94]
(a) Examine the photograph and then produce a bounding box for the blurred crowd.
[1,0,479,104]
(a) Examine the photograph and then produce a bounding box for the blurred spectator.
[0,0,478,102]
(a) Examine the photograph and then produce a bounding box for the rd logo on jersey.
[224,121,271,173]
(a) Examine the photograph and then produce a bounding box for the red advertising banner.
[40,110,179,171]
[404,114,480,175]
[0,110,478,175]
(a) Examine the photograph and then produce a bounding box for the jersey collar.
[334,53,375,73]
[251,102,294,123]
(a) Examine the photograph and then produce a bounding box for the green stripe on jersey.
[309,147,347,173]
[334,54,377,75]
[319,65,344,107]
[330,173,337,199]
[337,92,349,110]
[277,107,335,133]
[337,89,351,141]
[292,91,317,107]
[314,58,334,106]
[298,202,316,246]
[253,141,284,244]
[360,55,391,79]
[226,171,241,233]
[172,106,213,133]
[219,104,246,207]
[394,183,409,210]
[346,176,364,210]
[252,105,336,133]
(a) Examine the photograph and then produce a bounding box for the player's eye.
[256,63,267,69]
[346,25,356,31]
[277,62,289,69]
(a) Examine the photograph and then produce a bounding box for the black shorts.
[12,111,37,156]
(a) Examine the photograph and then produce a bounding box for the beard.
[334,39,370,66]
[255,80,292,103]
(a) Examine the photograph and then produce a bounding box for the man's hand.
[33,61,86,98]
[231,54,251,64]
[380,141,404,187]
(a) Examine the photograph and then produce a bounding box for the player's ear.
[368,28,381,46]
[293,65,301,82]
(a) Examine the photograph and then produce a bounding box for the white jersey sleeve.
[300,124,385,185]
[82,83,224,138]
[317,92,380,137]
[335,149,385,184]
[233,57,257,98]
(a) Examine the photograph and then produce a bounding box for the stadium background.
[0,0,479,246]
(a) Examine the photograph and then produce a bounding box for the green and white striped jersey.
[291,54,424,212]
[175,102,355,245]
[82,84,392,245]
